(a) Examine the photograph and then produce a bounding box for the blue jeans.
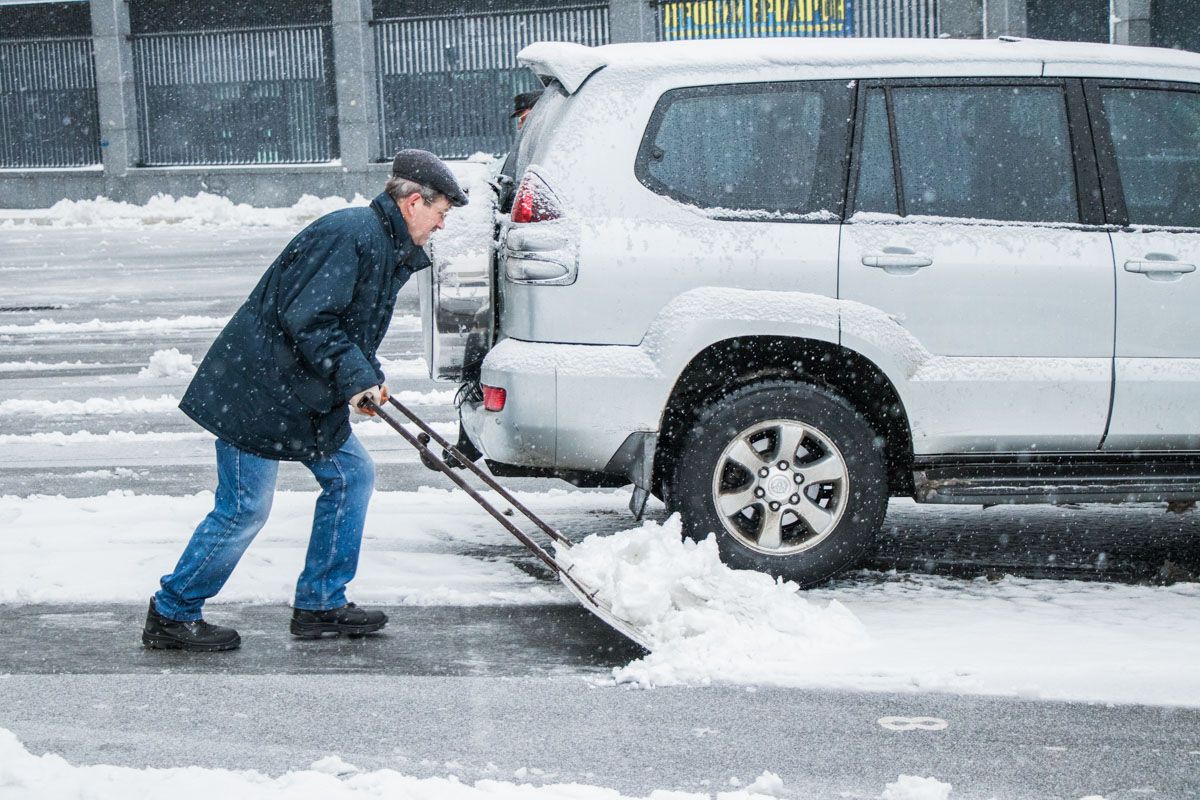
[154,433,375,621]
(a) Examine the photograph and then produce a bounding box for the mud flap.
[606,432,658,521]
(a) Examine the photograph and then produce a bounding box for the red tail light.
[511,172,562,224]
[482,384,507,412]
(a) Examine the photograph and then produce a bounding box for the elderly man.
[143,150,467,652]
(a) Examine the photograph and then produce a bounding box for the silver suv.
[423,37,1200,585]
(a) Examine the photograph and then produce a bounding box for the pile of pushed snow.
[563,516,868,687]
[34,192,368,229]
[138,348,196,379]
[0,727,800,800]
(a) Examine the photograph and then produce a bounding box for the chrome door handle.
[1128,260,1195,281]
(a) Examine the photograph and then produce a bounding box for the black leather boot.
[142,598,240,651]
[290,602,388,639]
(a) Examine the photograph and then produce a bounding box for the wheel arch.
[653,335,915,501]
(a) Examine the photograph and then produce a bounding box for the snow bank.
[0,727,801,800]
[0,419,457,446]
[564,517,868,687]
[0,360,101,372]
[0,315,228,335]
[1,160,497,230]
[22,192,368,229]
[0,394,181,416]
[0,388,452,417]
[0,314,421,336]
[138,348,196,379]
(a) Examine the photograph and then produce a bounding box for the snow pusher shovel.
[359,395,652,651]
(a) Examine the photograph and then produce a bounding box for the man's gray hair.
[386,176,444,205]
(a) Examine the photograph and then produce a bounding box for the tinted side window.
[854,89,898,215]
[637,81,852,216]
[1100,87,1200,228]
[889,85,1079,223]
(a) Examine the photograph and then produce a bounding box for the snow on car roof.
[519,37,1200,90]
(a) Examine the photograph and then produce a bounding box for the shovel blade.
[554,551,653,652]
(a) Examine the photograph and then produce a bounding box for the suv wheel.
[673,380,888,586]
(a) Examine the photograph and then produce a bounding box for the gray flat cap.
[390,149,468,207]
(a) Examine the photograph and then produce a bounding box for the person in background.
[511,89,543,130]
[498,89,545,210]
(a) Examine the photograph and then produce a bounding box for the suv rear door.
[1085,80,1200,451]
[839,78,1115,455]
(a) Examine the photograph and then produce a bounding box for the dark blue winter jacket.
[179,193,431,461]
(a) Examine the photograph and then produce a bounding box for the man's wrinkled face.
[404,194,452,246]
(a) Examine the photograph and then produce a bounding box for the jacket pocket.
[269,337,340,413]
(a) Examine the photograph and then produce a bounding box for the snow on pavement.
[0,488,616,607]
[0,727,963,800]
[1,491,1197,708]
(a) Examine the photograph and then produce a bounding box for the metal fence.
[374,4,609,159]
[655,0,939,40]
[855,0,938,37]
[0,36,101,169]
[131,24,338,166]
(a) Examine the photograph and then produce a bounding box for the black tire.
[672,379,888,586]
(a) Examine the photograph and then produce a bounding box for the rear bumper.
[460,337,665,473]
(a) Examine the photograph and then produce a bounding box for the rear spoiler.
[517,42,607,94]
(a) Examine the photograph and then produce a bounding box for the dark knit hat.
[390,149,468,207]
[510,90,544,118]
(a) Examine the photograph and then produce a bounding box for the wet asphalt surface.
[1,226,1198,798]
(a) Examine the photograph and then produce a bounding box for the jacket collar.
[370,192,432,271]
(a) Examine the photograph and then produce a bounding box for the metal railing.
[654,0,939,40]
[374,4,609,159]
[0,36,101,168]
[131,23,338,166]
[856,0,938,37]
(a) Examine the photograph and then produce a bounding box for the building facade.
[0,0,1194,207]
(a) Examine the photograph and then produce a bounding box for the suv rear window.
[636,81,853,218]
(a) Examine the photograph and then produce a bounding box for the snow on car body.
[423,37,1200,585]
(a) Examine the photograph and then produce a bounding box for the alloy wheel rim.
[709,418,850,555]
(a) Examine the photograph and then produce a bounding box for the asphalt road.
[2,669,1198,799]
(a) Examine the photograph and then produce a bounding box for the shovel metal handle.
[383,395,571,547]
[360,398,599,601]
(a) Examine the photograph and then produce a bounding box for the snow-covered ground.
[0,191,1197,799]
[0,725,960,800]
[3,486,1198,707]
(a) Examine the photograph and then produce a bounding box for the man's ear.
[397,192,420,217]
